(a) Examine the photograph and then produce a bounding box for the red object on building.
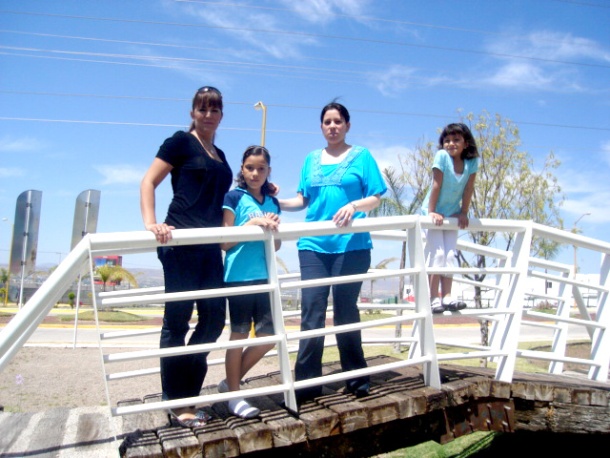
[93,255,123,286]
[94,255,122,267]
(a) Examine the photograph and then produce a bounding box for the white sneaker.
[431,297,445,314]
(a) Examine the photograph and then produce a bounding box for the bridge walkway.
[1,355,609,457]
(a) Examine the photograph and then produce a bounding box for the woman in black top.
[140,86,232,427]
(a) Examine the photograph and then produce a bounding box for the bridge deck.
[1,356,609,457]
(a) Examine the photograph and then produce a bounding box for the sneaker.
[442,299,467,311]
[431,297,445,314]
[217,379,229,393]
[228,398,260,419]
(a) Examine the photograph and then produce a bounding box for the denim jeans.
[157,245,226,400]
[295,249,371,402]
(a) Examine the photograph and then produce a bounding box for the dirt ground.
[0,345,281,414]
[0,313,595,414]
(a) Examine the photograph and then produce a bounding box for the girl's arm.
[221,210,281,252]
[220,209,237,251]
[455,173,477,229]
[428,168,444,226]
[264,212,282,251]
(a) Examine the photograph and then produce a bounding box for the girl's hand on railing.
[264,212,281,225]
[456,212,469,229]
[249,215,280,231]
[429,211,444,226]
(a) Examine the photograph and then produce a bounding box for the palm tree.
[275,255,290,275]
[95,265,138,292]
[370,158,432,301]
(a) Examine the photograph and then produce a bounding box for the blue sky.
[0,0,609,276]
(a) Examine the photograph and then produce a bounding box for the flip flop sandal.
[167,409,211,428]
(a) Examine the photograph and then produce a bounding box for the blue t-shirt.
[223,187,281,283]
[297,146,387,253]
[421,149,479,217]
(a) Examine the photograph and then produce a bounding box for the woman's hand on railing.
[333,203,358,227]
[145,222,174,244]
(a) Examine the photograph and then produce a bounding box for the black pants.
[157,245,226,400]
[295,249,370,402]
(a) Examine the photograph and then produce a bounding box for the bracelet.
[349,202,358,211]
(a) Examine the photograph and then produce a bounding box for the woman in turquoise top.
[280,101,387,407]
[421,122,479,313]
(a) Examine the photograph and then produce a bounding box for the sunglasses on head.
[198,86,222,95]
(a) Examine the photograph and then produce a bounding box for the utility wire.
[0,10,607,69]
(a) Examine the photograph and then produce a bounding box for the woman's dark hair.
[188,86,223,132]
[236,145,273,195]
[320,100,350,123]
[438,123,479,159]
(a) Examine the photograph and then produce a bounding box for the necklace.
[192,132,220,162]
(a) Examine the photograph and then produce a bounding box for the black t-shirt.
[157,130,233,229]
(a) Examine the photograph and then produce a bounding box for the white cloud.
[555,159,610,224]
[483,62,555,89]
[0,167,25,178]
[492,31,610,63]
[179,1,316,60]
[477,30,609,92]
[369,144,411,172]
[95,165,144,185]
[368,65,416,96]
[279,0,371,24]
[0,136,45,153]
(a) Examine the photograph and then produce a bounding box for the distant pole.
[254,101,267,146]
[572,212,591,275]
[2,217,12,307]
[572,212,591,307]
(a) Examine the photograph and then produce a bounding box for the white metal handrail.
[1,215,609,421]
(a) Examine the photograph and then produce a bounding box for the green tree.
[67,291,76,309]
[95,265,138,292]
[0,267,8,305]
[370,154,434,301]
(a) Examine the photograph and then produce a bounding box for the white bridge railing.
[0,215,608,418]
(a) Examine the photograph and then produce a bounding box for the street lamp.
[2,217,13,306]
[254,101,267,147]
[572,212,591,277]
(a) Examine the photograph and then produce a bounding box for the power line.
[0,97,608,133]
[1,10,607,69]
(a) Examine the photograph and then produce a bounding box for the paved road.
[11,308,593,348]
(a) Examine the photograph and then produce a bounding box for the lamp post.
[2,217,13,306]
[572,212,591,308]
[572,212,591,276]
[254,101,267,147]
